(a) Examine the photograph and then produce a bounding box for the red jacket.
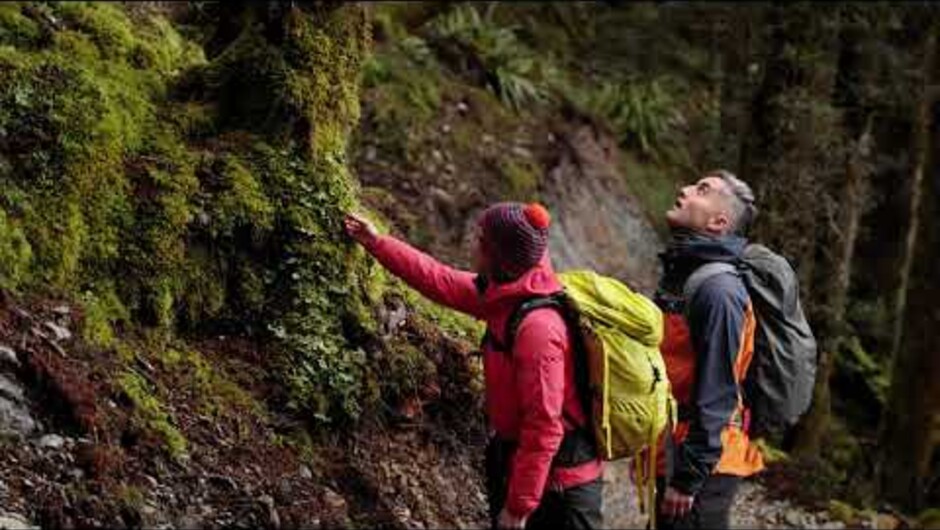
[364,235,603,517]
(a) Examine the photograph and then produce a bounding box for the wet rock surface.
[0,344,36,438]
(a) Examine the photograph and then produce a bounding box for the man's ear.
[706,212,731,235]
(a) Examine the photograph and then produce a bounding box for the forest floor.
[0,263,911,530]
[0,291,910,530]
[730,478,898,530]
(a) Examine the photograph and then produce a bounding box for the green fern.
[425,4,550,111]
[577,79,677,155]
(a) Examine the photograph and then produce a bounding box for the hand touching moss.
[343,212,379,246]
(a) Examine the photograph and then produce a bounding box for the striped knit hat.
[478,202,552,279]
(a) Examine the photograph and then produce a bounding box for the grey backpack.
[684,244,817,437]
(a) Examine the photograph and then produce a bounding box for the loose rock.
[0,383,36,437]
[44,321,72,342]
[0,374,25,403]
[37,433,66,450]
[0,346,18,368]
[0,513,37,530]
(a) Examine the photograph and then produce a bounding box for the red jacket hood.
[479,251,563,316]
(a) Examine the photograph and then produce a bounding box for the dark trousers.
[654,475,741,530]
[486,439,603,530]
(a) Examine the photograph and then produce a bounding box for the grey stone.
[0,386,36,437]
[0,346,18,368]
[44,321,72,342]
[258,495,280,530]
[0,513,37,530]
[299,465,313,480]
[0,374,25,403]
[784,510,804,527]
[323,488,347,511]
[38,433,66,450]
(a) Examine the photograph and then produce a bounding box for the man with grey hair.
[652,170,764,529]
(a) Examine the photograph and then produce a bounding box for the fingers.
[662,490,694,521]
[343,211,377,245]
[343,213,367,235]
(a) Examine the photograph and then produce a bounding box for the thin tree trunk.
[889,32,936,368]
[714,7,762,174]
[787,6,873,457]
[877,26,938,511]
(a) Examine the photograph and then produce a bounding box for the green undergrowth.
[116,368,189,459]
[618,152,682,237]
[157,345,263,420]
[111,333,267,459]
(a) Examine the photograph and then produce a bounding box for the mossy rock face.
[0,2,405,427]
[1,1,477,435]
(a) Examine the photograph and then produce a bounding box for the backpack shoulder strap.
[503,292,570,353]
[502,292,595,438]
[683,262,738,303]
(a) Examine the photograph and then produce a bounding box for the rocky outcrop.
[542,121,664,295]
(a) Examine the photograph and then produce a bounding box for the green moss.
[753,438,790,464]
[55,2,136,61]
[204,154,274,237]
[117,369,188,459]
[80,284,129,348]
[359,29,445,163]
[0,2,394,427]
[499,158,541,201]
[0,207,32,291]
[917,509,940,530]
[828,500,857,525]
[0,1,202,309]
[0,3,41,48]
[115,483,146,513]
[157,346,262,419]
[380,338,436,403]
[617,152,681,237]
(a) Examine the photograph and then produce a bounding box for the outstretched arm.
[344,213,484,318]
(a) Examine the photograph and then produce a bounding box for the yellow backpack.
[501,270,674,526]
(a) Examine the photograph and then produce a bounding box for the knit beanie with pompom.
[478,202,551,279]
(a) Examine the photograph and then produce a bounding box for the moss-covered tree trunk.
[709,6,766,174]
[177,2,376,421]
[793,6,879,457]
[877,22,939,511]
[737,5,842,456]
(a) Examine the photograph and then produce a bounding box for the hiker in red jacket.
[344,202,603,530]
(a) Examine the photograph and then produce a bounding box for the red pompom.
[524,203,551,229]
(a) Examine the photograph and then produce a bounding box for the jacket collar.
[658,228,747,297]
[475,252,562,312]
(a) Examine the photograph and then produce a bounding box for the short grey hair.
[709,169,757,235]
